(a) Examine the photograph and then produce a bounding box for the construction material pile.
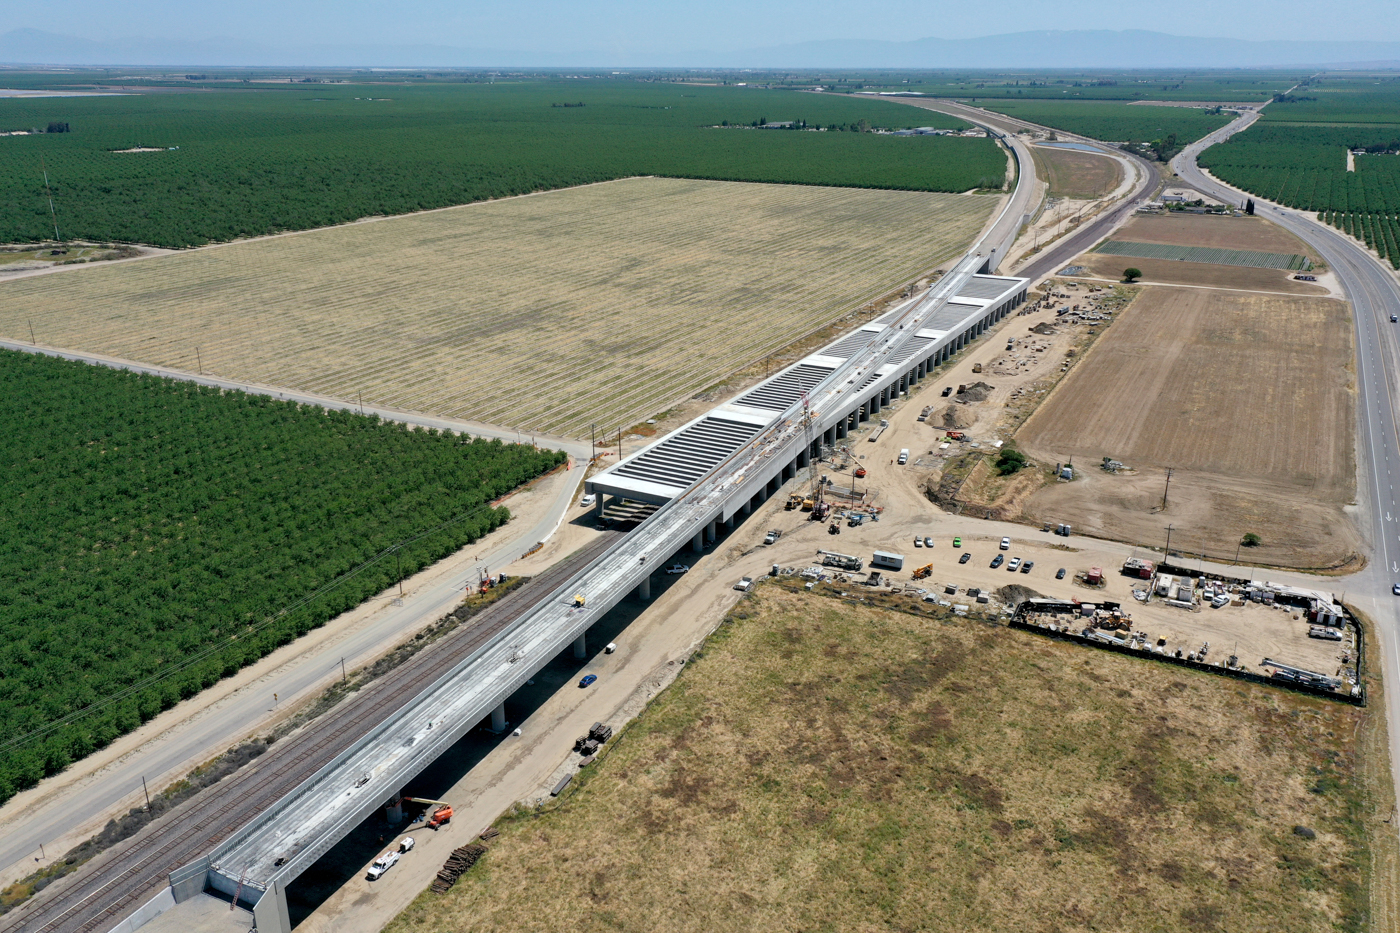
[432,844,488,894]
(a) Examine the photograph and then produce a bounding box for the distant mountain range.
[1,27,1399,70]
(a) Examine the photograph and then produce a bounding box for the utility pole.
[590,423,596,463]
[617,427,623,462]
[340,657,347,682]
[1160,467,1174,511]
[39,154,60,242]
[28,319,35,345]
[395,545,403,598]
[1164,524,1174,561]
[358,391,364,416]
[195,347,202,374]
[1234,537,1243,565]
[141,776,151,810]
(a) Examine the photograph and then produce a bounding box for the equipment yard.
[0,177,994,438]
[386,583,1383,933]
[1015,283,1358,570]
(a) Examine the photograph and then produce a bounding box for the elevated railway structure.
[10,108,1039,933]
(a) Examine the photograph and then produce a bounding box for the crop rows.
[0,178,993,438]
[976,100,1232,145]
[0,82,1001,247]
[0,351,563,804]
[1094,240,1309,270]
[1200,121,1400,267]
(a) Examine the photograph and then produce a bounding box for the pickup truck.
[734,577,754,592]
[763,530,781,545]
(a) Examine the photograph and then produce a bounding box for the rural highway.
[0,341,591,886]
[1173,113,1400,824]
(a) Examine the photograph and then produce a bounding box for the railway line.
[4,532,620,933]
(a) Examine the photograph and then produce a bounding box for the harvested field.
[384,585,1381,933]
[0,177,994,437]
[1032,144,1122,199]
[1111,211,1317,256]
[1017,286,1359,569]
[1078,251,1330,294]
[1095,240,1309,270]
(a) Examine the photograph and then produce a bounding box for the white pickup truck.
[734,576,753,592]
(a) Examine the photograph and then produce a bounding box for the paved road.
[0,341,590,886]
[3,532,621,933]
[1172,115,1400,806]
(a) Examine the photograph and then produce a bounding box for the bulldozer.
[785,493,803,511]
[911,564,933,580]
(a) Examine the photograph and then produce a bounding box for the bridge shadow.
[283,525,719,927]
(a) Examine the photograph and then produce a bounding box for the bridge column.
[836,417,847,439]
[798,447,809,469]
[252,883,292,933]
[636,575,650,600]
[386,797,404,825]
[491,703,506,732]
[706,519,717,544]
[693,532,704,553]
[574,632,590,657]
[594,496,605,516]
[870,394,880,415]
[858,404,868,423]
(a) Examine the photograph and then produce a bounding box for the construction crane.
[801,395,831,520]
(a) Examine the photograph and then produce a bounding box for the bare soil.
[1079,252,1330,295]
[1109,211,1318,256]
[1016,286,1360,570]
[384,584,1378,933]
[1032,145,1123,199]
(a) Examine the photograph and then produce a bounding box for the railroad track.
[5,531,620,933]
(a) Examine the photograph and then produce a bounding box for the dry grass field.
[0,178,994,437]
[1016,285,1360,569]
[384,585,1381,933]
[1033,145,1122,199]
[1116,212,1318,255]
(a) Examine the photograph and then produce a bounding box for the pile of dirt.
[995,584,1044,607]
[956,382,995,403]
[1030,322,1056,336]
[939,405,974,429]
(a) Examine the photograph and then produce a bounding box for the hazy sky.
[10,0,1396,49]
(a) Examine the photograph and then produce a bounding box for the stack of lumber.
[431,844,488,894]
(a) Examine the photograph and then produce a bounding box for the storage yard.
[385,584,1378,933]
[1015,284,1359,570]
[0,177,994,438]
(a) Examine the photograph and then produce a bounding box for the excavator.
[404,797,454,830]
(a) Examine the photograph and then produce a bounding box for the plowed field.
[0,178,994,438]
[1017,285,1359,569]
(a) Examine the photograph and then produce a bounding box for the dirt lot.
[0,177,993,438]
[1078,251,1331,295]
[1015,285,1360,570]
[385,584,1380,933]
[1032,145,1122,199]
[1112,212,1318,255]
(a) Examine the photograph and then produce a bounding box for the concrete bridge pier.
[798,448,809,469]
[692,532,704,553]
[636,576,651,600]
[742,497,753,516]
[705,519,717,544]
[491,703,506,732]
[594,496,605,516]
[385,797,403,825]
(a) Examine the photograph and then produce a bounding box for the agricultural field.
[1094,241,1310,270]
[0,177,995,437]
[1017,285,1359,570]
[976,99,1232,148]
[385,584,1384,933]
[0,80,1003,247]
[1199,79,1400,267]
[0,349,562,804]
[1030,144,1122,199]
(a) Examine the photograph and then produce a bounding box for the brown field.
[1079,251,1331,294]
[0,178,994,437]
[1113,212,1318,255]
[1033,145,1122,199]
[1016,285,1360,569]
[384,585,1381,933]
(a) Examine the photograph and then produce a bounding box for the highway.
[1172,113,1400,808]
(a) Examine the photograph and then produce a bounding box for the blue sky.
[11,0,1396,50]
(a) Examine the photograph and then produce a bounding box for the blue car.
[578,674,598,688]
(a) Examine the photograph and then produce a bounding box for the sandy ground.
[1032,144,1123,200]
[0,463,582,889]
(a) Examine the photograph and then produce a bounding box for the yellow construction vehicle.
[785,494,803,511]
[572,593,586,608]
[911,564,933,580]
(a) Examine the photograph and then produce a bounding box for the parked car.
[923,536,934,548]
[1000,537,1011,550]
[1007,557,1021,572]
[367,850,400,881]
[1056,568,1067,580]
[665,564,689,575]
[578,674,598,688]
[952,537,962,548]
[913,536,923,547]
[990,554,1004,569]
[959,552,971,564]
[1020,561,1034,574]
[579,493,596,508]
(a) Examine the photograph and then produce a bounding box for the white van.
[897,449,909,464]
